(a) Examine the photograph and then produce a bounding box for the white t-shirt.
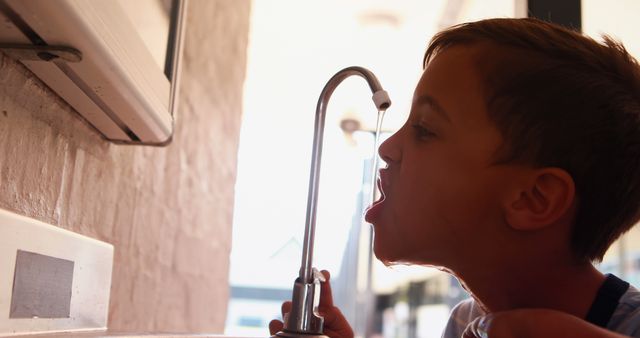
[442,275,640,337]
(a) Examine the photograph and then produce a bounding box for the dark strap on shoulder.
[585,274,630,328]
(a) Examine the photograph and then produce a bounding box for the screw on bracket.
[0,44,81,63]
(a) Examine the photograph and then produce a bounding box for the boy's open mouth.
[364,170,388,223]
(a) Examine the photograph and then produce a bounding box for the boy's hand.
[268,270,354,338]
[461,309,629,338]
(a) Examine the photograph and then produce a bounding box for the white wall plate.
[0,208,114,336]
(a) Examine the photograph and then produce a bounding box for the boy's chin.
[373,243,417,266]
[372,243,399,266]
[373,241,447,267]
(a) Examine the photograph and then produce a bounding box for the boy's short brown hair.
[424,18,640,262]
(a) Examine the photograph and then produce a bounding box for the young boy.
[270,18,640,337]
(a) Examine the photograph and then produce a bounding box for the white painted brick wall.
[0,0,251,332]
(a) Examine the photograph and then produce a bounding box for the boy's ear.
[504,168,576,231]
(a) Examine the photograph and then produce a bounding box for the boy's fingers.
[269,319,284,335]
[319,270,334,309]
[321,306,355,338]
[281,301,292,318]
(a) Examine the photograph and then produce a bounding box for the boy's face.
[366,45,521,266]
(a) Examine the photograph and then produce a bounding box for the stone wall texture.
[0,0,251,332]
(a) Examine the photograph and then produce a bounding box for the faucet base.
[272,331,330,338]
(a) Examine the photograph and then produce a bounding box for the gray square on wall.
[10,250,74,318]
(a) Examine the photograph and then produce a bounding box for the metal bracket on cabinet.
[0,44,81,63]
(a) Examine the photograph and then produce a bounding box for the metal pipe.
[300,66,390,284]
[275,66,390,338]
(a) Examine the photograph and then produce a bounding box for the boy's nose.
[378,130,402,166]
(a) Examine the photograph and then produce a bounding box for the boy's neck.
[456,255,607,319]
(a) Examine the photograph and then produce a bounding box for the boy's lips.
[378,168,390,193]
[365,169,389,223]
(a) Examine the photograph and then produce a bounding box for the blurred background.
[227,1,640,338]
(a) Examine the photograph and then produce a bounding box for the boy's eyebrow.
[414,94,451,123]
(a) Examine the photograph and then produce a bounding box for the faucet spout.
[301,66,390,284]
[277,66,391,338]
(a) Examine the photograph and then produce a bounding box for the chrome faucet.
[272,66,391,338]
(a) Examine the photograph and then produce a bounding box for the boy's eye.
[412,124,436,140]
